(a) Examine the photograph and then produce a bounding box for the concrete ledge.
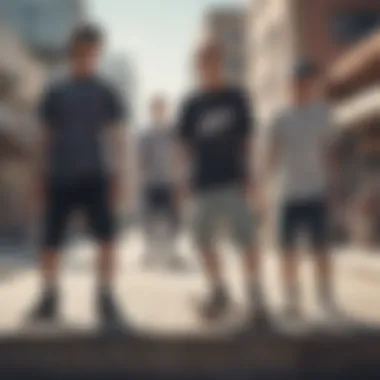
[1,329,380,375]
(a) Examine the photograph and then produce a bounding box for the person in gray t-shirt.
[138,95,185,269]
[264,61,340,318]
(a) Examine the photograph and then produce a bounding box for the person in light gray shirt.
[138,95,184,269]
[264,61,340,319]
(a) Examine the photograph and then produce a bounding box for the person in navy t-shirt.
[29,25,128,330]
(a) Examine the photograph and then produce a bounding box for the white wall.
[0,24,46,146]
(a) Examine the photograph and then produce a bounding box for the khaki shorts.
[193,185,255,251]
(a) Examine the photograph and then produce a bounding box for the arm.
[30,128,51,215]
[324,109,342,210]
[237,92,256,198]
[257,114,282,216]
[174,140,191,204]
[108,124,129,210]
[105,85,129,210]
[262,115,282,185]
[175,99,194,204]
[31,85,56,212]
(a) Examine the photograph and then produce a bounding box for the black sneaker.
[97,291,126,333]
[199,289,230,321]
[246,288,271,330]
[248,303,271,328]
[28,291,58,323]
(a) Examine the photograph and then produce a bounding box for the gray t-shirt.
[269,101,334,202]
[138,127,176,187]
[39,75,126,182]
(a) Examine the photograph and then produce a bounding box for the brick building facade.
[249,0,380,125]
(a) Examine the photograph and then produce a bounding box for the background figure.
[264,61,339,319]
[30,24,128,330]
[177,41,267,325]
[138,96,185,270]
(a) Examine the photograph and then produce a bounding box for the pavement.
[0,229,379,337]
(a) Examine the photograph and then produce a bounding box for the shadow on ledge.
[1,324,380,379]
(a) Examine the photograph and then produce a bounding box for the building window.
[332,10,380,44]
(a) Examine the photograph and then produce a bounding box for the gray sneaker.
[97,291,127,334]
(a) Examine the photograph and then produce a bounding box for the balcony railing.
[328,31,380,100]
[334,85,380,129]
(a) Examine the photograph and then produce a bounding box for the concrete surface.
[0,229,379,337]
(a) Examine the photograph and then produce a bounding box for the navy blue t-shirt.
[39,75,126,182]
[178,88,254,192]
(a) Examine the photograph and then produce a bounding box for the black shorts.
[143,186,178,232]
[279,198,329,251]
[42,177,115,249]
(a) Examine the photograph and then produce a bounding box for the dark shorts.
[279,198,329,251]
[143,186,178,232]
[42,177,115,249]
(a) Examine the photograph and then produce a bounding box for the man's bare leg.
[242,245,266,317]
[201,247,223,286]
[29,249,60,321]
[281,250,301,317]
[96,241,125,327]
[41,250,60,287]
[199,247,229,320]
[97,241,116,288]
[314,248,335,310]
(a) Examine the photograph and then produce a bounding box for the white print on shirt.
[198,108,235,138]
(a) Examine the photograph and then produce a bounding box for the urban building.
[249,0,380,125]
[0,0,86,61]
[329,32,380,245]
[0,24,46,244]
[199,7,247,87]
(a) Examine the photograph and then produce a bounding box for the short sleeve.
[105,85,127,125]
[38,84,58,129]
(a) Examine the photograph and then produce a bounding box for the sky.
[89,0,247,123]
